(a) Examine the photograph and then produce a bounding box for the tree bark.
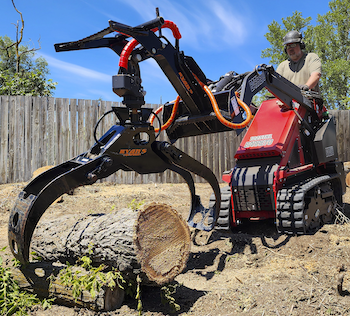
[31,203,191,285]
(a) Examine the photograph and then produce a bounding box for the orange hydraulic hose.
[192,72,252,129]
[203,84,252,129]
[119,38,138,69]
[119,20,182,69]
[150,96,180,133]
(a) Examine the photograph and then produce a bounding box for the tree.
[0,0,57,96]
[261,1,350,109]
[312,0,350,109]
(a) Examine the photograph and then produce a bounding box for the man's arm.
[305,71,321,89]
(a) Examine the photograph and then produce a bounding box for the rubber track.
[209,186,232,231]
[276,174,335,235]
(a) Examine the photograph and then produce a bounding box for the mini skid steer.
[8,12,346,264]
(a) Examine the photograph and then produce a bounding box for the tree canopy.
[262,0,350,109]
[0,1,56,97]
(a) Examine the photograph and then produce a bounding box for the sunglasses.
[286,43,298,49]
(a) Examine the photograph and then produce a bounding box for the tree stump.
[31,203,191,285]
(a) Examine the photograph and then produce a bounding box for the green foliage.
[0,35,57,96]
[57,255,127,301]
[312,0,350,109]
[55,249,182,315]
[136,275,142,316]
[55,248,148,314]
[128,199,145,210]
[262,1,350,109]
[0,36,48,75]
[161,283,181,312]
[0,247,53,315]
[0,69,56,96]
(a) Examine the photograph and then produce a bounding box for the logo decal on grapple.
[179,72,193,94]
[119,149,147,157]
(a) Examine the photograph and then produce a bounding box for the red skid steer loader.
[8,12,345,265]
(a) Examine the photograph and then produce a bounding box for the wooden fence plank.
[24,96,32,181]
[31,97,42,172]
[38,97,45,168]
[46,97,55,166]
[91,100,99,150]
[41,98,48,168]
[98,100,106,138]
[8,97,16,182]
[61,98,70,163]
[341,111,350,162]
[0,96,9,183]
[69,99,77,159]
[15,96,25,182]
[84,100,92,150]
[56,98,63,164]
[77,99,85,156]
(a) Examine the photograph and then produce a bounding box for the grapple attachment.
[8,118,221,264]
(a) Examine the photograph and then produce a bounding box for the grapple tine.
[157,143,221,231]
[8,156,119,264]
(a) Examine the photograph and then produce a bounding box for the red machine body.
[221,99,302,225]
[235,99,304,160]
[219,95,345,234]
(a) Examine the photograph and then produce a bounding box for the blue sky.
[1,0,331,104]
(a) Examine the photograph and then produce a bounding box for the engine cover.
[314,117,339,164]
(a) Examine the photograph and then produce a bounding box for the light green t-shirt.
[276,52,322,92]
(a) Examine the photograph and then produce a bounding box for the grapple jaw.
[8,120,221,264]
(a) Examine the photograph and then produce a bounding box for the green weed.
[128,199,145,210]
[161,283,181,312]
[0,247,53,315]
[57,255,127,301]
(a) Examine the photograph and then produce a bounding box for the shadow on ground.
[122,283,206,315]
[183,219,292,281]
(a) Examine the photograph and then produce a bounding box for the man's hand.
[276,100,292,112]
[298,84,309,91]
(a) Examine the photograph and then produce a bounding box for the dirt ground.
[2,180,350,316]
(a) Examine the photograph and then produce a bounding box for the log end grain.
[346,172,350,187]
[134,203,191,285]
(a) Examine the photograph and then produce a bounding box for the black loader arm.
[239,64,324,136]
[240,64,316,114]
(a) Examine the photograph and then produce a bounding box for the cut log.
[31,203,191,285]
[344,162,350,187]
[346,172,350,187]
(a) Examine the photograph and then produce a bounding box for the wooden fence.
[0,95,349,184]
